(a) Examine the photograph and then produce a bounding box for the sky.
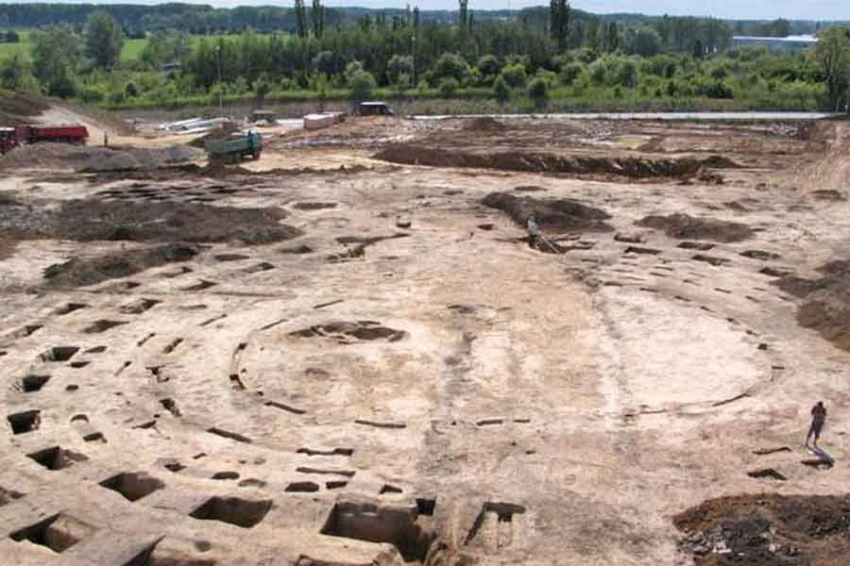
[10,0,850,21]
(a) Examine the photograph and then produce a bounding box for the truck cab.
[359,102,394,116]
[0,128,17,154]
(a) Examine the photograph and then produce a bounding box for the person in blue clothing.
[527,215,540,249]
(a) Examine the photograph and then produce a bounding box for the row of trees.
[3,4,850,112]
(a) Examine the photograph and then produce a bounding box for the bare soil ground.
[1,106,850,566]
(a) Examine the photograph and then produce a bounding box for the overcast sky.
[13,0,850,21]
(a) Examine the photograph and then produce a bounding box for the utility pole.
[411,34,417,88]
[216,44,223,118]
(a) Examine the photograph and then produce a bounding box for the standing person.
[527,215,540,249]
[806,401,827,449]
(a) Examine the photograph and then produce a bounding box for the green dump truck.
[204,130,262,164]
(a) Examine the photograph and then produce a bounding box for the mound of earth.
[464,117,508,132]
[0,92,50,126]
[772,260,850,351]
[0,144,201,173]
[482,192,613,233]
[44,243,199,288]
[375,145,717,179]
[1,200,302,245]
[636,213,753,243]
[675,493,850,565]
[700,155,743,169]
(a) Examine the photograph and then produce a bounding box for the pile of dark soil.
[463,117,508,132]
[636,213,754,243]
[482,192,612,233]
[700,155,743,169]
[375,145,718,179]
[44,243,199,288]
[4,200,302,245]
[0,193,20,207]
[675,493,850,565]
[772,260,850,351]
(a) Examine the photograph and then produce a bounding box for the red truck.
[0,127,18,154]
[16,125,89,145]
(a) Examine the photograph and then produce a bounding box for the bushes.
[432,53,469,84]
[477,54,501,78]
[439,77,459,98]
[559,62,583,86]
[501,63,527,88]
[349,69,376,101]
[528,77,548,108]
[493,75,511,103]
[80,86,105,103]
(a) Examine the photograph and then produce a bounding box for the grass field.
[121,38,148,62]
[0,30,32,61]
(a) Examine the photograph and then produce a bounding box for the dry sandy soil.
[1,105,850,566]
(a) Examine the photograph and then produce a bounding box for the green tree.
[439,76,459,98]
[432,53,469,84]
[140,30,186,69]
[311,0,325,38]
[549,0,570,51]
[313,51,337,76]
[387,54,414,84]
[815,27,850,111]
[605,22,620,52]
[349,69,376,101]
[616,59,638,88]
[458,0,469,31]
[394,72,411,96]
[31,25,80,97]
[477,54,501,78]
[0,54,37,92]
[254,74,272,108]
[528,77,548,108]
[493,74,511,103]
[631,28,661,57]
[501,63,527,88]
[345,60,365,85]
[559,62,583,86]
[85,10,123,69]
[294,0,307,38]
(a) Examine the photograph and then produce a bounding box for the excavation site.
[2,102,850,566]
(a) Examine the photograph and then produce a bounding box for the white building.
[731,35,818,53]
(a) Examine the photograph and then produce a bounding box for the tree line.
[1,5,849,112]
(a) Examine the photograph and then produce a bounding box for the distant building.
[731,35,818,53]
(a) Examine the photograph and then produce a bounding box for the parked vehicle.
[16,124,89,145]
[204,130,262,164]
[0,128,18,154]
[359,101,394,116]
